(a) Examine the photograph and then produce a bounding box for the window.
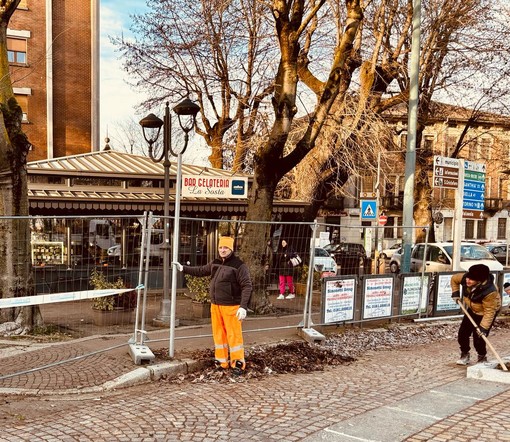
[476,219,486,240]
[423,135,434,153]
[14,94,28,122]
[465,220,474,239]
[497,218,506,240]
[361,174,374,193]
[445,135,457,157]
[400,134,407,150]
[411,244,425,260]
[383,216,395,239]
[499,177,508,199]
[467,141,477,161]
[479,138,491,160]
[7,37,27,64]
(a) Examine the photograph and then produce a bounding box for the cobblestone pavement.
[2,326,510,441]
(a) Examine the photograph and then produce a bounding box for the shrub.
[184,274,211,303]
[90,269,136,311]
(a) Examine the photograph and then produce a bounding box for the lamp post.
[140,100,199,339]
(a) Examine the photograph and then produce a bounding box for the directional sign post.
[433,156,461,189]
[462,161,486,219]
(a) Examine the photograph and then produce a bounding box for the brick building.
[9,0,99,161]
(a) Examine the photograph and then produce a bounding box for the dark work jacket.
[275,245,297,277]
[182,253,252,309]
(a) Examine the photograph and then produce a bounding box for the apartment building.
[321,101,510,248]
[8,0,99,161]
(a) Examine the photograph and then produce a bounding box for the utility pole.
[401,0,421,273]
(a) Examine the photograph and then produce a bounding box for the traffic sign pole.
[452,162,464,271]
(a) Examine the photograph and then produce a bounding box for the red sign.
[379,215,388,226]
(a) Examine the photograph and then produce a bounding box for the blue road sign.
[360,200,377,220]
[463,160,485,212]
[464,180,485,191]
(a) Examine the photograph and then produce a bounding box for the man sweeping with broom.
[451,264,501,366]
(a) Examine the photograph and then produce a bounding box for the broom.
[456,299,508,371]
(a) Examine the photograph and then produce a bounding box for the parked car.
[389,242,503,273]
[324,242,369,275]
[380,243,402,260]
[484,243,509,266]
[313,247,338,275]
[389,248,403,273]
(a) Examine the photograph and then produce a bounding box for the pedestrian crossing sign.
[360,200,377,220]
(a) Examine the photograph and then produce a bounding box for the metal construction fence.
[1,214,510,381]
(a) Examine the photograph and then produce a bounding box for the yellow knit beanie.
[218,236,234,250]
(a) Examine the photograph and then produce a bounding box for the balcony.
[380,194,403,210]
[484,198,503,214]
[324,195,344,210]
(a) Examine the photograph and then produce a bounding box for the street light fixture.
[140,99,199,352]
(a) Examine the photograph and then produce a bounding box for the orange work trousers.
[210,304,245,369]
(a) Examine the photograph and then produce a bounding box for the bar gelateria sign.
[181,175,248,199]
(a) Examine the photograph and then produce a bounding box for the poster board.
[400,274,429,314]
[362,276,393,319]
[31,241,64,266]
[321,277,356,324]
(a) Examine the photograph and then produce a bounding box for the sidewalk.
[0,313,305,395]
[2,317,510,441]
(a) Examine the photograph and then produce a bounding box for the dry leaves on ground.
[154,319,510,384]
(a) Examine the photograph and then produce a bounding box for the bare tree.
[115,0,276,170]
[0,0,42,332]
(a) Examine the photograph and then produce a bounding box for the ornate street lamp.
[140,99,199,355]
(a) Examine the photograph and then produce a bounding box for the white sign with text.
[181,175,248,199]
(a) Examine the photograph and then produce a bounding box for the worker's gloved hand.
[236,307,247,321]
[172,262,183,272]
[477,326,489,337]
[451,291,461,301]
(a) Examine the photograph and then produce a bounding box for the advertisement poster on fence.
[363,277,393,319]
[323,278,356,324]
[436,273,458,311]
[502,273,510,307]
[401,275,429,314]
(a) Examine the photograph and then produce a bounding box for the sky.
[100,1,210,164]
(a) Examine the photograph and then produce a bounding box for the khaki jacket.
[451,272,501,329]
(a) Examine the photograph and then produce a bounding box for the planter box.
[295,283,307,296]
[192,302,211,319]
[91,307,134,326]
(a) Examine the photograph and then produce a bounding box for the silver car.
[390,242,503,273]
[313,247,338,274]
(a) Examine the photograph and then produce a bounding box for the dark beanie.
[465,264,490,282]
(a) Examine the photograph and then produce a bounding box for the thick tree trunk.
[0,1,43,333]
[241,173,278,314]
